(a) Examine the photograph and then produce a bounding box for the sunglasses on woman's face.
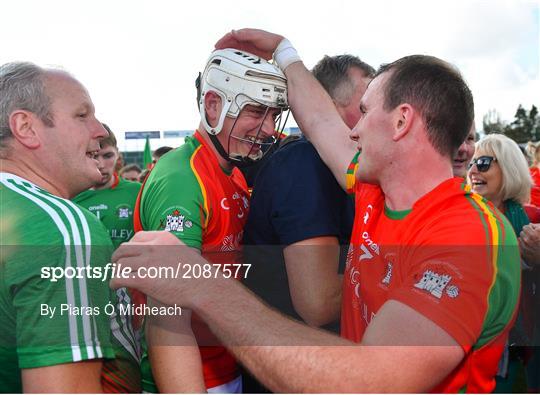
[468,156,497,172]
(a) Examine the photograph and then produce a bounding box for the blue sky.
[1,0,538,151]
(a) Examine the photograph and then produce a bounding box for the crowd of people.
[0,27,539,393]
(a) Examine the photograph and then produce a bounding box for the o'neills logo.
[89,204,108,211]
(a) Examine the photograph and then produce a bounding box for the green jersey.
[0,173,141,392]
[73,174,141,249]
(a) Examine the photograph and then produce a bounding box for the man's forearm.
[191,276,362,392]
[284,62,355,188]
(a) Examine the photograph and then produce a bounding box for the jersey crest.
[165,210,185,232]
[118,207,130,218]
[414,270,459,299]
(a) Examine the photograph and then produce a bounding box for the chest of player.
[87,199,134,222]
[87,199,135,240]
[341,190,426,340]
[201,174,250,256]
[343,213,401,324]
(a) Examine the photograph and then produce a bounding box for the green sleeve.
[140,158,206,250]
[7,215,116,368]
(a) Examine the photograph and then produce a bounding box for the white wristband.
[273,38,302,71]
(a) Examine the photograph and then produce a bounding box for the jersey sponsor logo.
[163,209,193,233]
[414,270,459,299]
[221,198,230,210]
[110,228,134,240]
[88,203,108,211]
[221,193,249,219]
[232,192,246,219]
[349,266,361,299]
[363,204,373,224]
[358,231,380,263]
[381,262,393,285]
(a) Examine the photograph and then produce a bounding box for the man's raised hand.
[215,28,284,60]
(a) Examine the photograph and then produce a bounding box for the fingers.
[520,224,540,247]
[130,230,169,242]
[112,243,145,263]
[109,256,145,290]
[214,28,283,60]
[110,274,136,290]
[215,31,238,49]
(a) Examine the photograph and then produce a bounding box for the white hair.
[475,134,532,204]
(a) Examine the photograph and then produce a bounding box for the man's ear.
[8,110,41,149]
[392,104,415,142]
[204,91,223,127]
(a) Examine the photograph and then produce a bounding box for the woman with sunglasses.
[468,133,537,393]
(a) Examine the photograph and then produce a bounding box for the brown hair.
[100,123,117,149]
[376,55,474,157]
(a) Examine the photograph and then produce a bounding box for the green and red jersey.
[73,174,141,250]
[0,173,140,393]
[134,131,249,390]
[342,174,521,393]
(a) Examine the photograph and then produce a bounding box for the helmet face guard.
[226,102,290,165]
[198,49,289,164]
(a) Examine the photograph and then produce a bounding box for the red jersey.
[530,167,540,207]
[342,177,521,393]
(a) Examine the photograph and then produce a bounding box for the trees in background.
[483,104,540,143]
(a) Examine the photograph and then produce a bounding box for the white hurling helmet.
[198,48,289,136]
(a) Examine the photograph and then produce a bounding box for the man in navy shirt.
[243,55,374,328]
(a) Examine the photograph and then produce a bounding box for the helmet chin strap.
[208,133,263,168]
[208,132,236,164]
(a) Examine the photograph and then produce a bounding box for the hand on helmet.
[215,28,284,61]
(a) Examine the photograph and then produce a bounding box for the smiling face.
[39,71,108,196]
[452,123,476,178]
[468,148,504,208]
[219,104,280,161]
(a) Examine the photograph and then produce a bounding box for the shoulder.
[72,189,96,204]
[414,180,517,247]
[143,143,203,197]
[1,182,110,248]
[274,137,320,163]
[117,178,142,195]
[258,138,334,186]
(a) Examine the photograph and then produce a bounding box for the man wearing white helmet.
[132,48,289,393]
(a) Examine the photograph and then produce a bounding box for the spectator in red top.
[530,142,540,207]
